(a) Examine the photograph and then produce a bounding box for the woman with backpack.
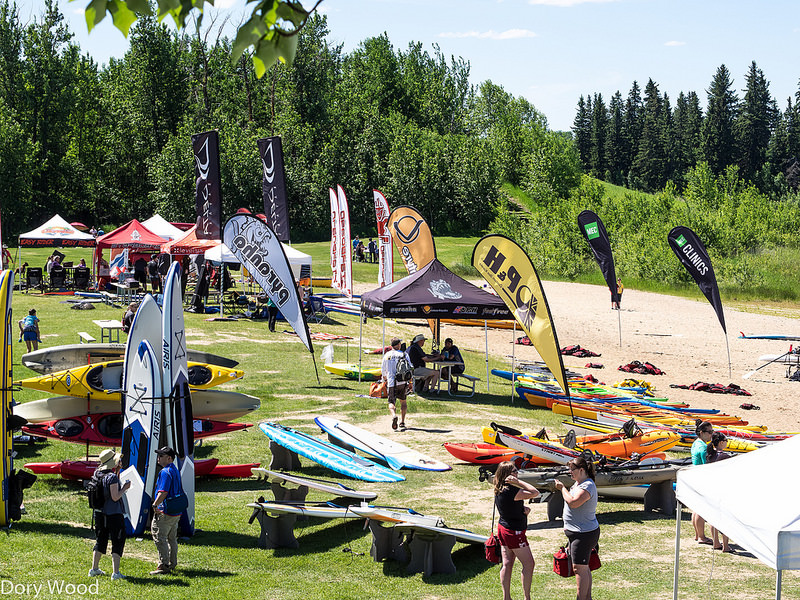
[88,449,131,580]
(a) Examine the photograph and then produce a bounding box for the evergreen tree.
[702,64,738,174]
[589,92,608,178]
[572,95,591,169]
[660,92,676,183]
[604,91,625,184]
[622,80,643,180]
[735,61,776,182]
[630,78,665,190]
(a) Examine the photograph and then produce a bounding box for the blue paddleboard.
[259,422,404,483]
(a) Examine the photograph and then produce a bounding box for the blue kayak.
[259,422,405,483]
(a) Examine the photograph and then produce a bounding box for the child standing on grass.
[18,308,41,352]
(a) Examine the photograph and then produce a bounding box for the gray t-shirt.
[562,479,599,533]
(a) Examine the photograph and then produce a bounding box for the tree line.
[572,63,800,194]
[0,0,572,242]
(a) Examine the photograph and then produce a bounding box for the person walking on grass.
[150,447,183,575]
[493,461,540,600]
[381,337,410,431]
[18,308,41,352]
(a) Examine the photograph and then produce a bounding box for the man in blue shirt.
[150,447,183,575]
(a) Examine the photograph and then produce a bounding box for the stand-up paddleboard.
[13,389,257,423]
[251,468,378,500]
[0,270,13,526]
[22,343,239,375]
[17,361,243,399]
[22,415,248,446]
[759,353,800,364]
[348,505,444,526]
[258,422,405,483]
[120,340,162,536]
[393,521,488,545]
[314,416,451,471]
[246,501,362,519]
[162,261,195,536]
[739,332,800,341]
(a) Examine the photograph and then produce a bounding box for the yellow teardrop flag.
[472,234,570,397]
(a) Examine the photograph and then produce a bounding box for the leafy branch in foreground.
[74,0,321,75]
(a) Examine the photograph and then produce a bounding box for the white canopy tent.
[204,241,312,281]
[18,214,96,247]
[674,434,800,599]
[141,215,185,241]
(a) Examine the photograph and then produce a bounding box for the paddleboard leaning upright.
[120,340,163,536]
[1,270,14,527]
[162,261,195,536]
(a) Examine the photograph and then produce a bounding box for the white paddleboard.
[394,521,488,545]
[252,468,377,500]
[348,505,444,527]
[759,353,800,364]
[314,416,451,472]
[119,340,162,536]
[246,502,362,519]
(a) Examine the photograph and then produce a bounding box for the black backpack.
[85,471,108,510]
[395,355,413,383]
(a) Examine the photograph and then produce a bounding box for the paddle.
[743,348,794,379]
[331,422,405,471]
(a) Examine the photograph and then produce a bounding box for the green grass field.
[3,244,798,599]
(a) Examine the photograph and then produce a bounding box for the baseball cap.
[155,446,176,458]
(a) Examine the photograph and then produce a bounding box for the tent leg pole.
[358,313,363,383]
[484,321,489,393]
[510,321,516,404]
[382,318,385,355]
[776,570,782,600]
[673,499,681,600]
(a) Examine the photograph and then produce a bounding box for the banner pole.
[511,321,516,404]
[311,347,320,385]
[725,333,732,380]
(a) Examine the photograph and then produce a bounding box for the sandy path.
[355,280,800,432]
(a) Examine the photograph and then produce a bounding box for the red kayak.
[208,463,260,478]
[22,414,251,447]
[27,458,221,480]
[443,442,525,465]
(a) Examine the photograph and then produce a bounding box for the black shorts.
[387,384,407,404]
[94,512,127,556]
[565,527,600,565]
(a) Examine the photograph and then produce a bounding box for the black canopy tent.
[359,259,514,389]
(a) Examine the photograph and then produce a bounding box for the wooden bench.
[78,331,96,344]
[449,373,479,397]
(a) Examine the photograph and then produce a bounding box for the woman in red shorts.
[493,461,541,600]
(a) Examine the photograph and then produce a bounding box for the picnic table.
[93,319,124,344]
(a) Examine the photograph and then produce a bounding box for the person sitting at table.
[79,259,87,268]
[440,337,465,391]
[407,333,440,394]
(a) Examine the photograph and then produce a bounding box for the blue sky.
[14,0,800,131]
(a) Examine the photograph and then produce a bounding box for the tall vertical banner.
[668,226,726,333]
[258,136,290,243]
[373,189,393,287]
[472,235,570,398]
[387,205,436,274]
[328,188,340,291]
[335,185,353,298]
[224,215,313,353]
[577,210,619,303]
[192,130,222,240]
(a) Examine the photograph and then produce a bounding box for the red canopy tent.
[160,225,220,255]
[94,219,165,289]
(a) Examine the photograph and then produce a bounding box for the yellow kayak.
[17,360,244,401]
[323,363,382,381]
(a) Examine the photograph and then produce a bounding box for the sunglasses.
[568,464,580,471]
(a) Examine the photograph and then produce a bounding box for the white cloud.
[438,29,537,40]
[529,0,619,6]
[664,40,686,46]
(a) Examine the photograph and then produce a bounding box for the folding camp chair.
[305,295,330,324]
[25,267,43,292]
[48,266,66,291]
[73,267,91,291]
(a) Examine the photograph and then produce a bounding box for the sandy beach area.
[357,280,800,433]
